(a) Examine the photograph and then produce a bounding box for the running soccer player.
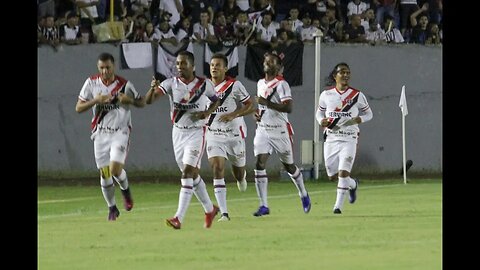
[75,52,145,221]
[316,62,373,214]
[206,53,255,221]
[252,53,311,217]
[146,51,221,229]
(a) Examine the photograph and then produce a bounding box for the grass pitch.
[38,179,441,270]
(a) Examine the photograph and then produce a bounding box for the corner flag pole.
[399,85,408,184]
[313,29,324,180]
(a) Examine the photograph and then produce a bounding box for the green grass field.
[38,179,442,270]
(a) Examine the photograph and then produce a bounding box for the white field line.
[38,184,406,220]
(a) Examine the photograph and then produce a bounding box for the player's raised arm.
[145,76,163,104]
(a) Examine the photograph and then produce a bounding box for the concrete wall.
[38,43,442,173]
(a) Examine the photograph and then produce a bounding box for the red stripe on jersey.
[216,79,235,94]
[239,125,245,139]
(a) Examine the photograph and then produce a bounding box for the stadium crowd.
[38,0,442,51]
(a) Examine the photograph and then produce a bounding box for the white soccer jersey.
[316,86,372,142]
[256,76,293,137]
[78,75,140,136]
[206,77,250,141]
[158,76,217,129]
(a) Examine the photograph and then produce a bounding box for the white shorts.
[93,128,130,169]
[253,128,294,164]
[206,138,246,167]
[172,126,206,171]
[323,140,357,176]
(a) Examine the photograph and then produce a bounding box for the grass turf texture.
[38,179,441,270]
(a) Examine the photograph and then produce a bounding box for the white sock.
[193,175,214,213]
[288,166,308,197]
[213,178,228,214]
[100,176,116,207]
[113,169,129,190]
[174,178,194,223]
[348,177,357,189]
[254,169,268,207]
[334,177,349,210]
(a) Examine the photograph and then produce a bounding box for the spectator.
[343,14,367,43]
[222,0,242,25]
[382,15,404,43]
[254,11,277,48]
[409,3,428,44]
[233,11,253,44]
[365,19,384,45]
[214,11,236,44]
[372,0,397,26]
[347,0,368,22]
[60,13,83,45]
[183,0,215,24]
[425,22,440,45]
[299,13,317,44]
[192,10,218,44]
[39,15,61,51]
[399,0,419,36]
[76,0,100,43]
[159,0,183,28]
[143,21,160,42]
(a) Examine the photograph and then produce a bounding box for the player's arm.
[193,97,220,120]
[218,96,255,122]
[76,93,111,113]
[117,94,145,107]
[257,97,292,113]
[315,92,333,128]
[341,93,373,126]
[145,76,165,104]
[118,82,146,108]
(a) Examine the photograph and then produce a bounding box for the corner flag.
[399,85,408,184]
[399,85,408,116]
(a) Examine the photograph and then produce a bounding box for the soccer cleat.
[121,188,134,211]
[301,193,311,213]
[237,179,247,192]
[204,205,220,228]
[253,206,270,217]
[165,217,181,229]
[349,178,359,204]
[218,213,230,222]
[108,205,120,221]
[333,208,342,214]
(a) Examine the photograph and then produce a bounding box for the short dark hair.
[177,51,195,65]
[211,53,228,67]
[98,52,115,63]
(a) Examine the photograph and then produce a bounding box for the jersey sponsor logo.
[214,106,229,113]
[173,102,200,110]
[208,127,234,133]
[96,103,120,111]
[328,111,352,118]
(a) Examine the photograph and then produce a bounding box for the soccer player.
[75,52,145,221]
[206,53,255,221]
[252,53,311,217]
[315,62,373,214]
[146,51,221,229]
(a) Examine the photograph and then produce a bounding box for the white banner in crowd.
[121,42,152,68]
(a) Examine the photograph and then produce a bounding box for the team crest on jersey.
[344,98,354,105]
[118,145,126,153]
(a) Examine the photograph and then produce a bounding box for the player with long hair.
[316,62,373,214]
